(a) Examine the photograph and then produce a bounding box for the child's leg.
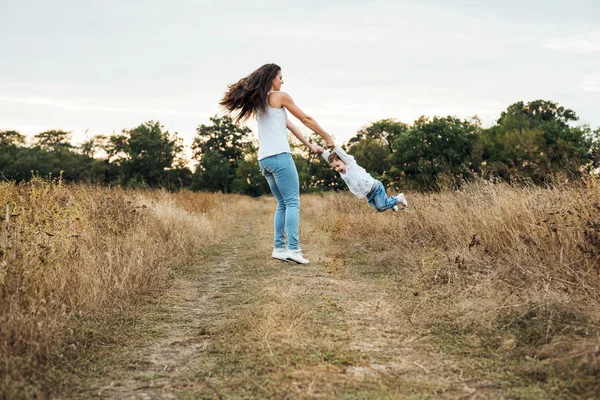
[366,181,399,212]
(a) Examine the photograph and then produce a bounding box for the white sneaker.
[272,248,290,262]
[392,205,399,212]
[396,193,408,208]
[286,249,309,264]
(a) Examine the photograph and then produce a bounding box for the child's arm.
[332,146,356,166]
[321,149,331,162]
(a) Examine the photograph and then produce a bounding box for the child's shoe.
[286,249,309,264]
[392,205,399,212]
[396,193,408,207]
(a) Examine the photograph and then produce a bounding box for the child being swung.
[322,146,407,212]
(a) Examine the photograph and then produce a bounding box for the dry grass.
[302,177,600,397]
[0,178,247,398]
[4,177,600,398]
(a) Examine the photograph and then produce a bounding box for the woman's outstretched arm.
[286,120,324,153]
[276,92,335,148]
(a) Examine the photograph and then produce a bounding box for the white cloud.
[582,74,600,92]
[543,31,600,53]
[0,95,209,118]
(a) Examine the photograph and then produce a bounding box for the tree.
[192,115,254,167]
[231,151,270,196]
[0,145,110,184]
[104,134,129,163]
[108,121,184,187]
[479,100,595,181]
[391,116,479,190]
[80,134,109,158]
[191,150,234,192]
[545,123,594,175]
[472,127,549,182]
[496,100,587,168]
[497,100,578,133]
[0,130,26,146]
[349,119,408,153]
[588,128,600,174]
[0,129,110,183]
[0,130,25,180]
[163,157,193,190]
[34,130,73,151]
[191,115,255,192]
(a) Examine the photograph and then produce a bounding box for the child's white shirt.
[322,146,376,199]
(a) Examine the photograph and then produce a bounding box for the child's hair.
[328,151,340,164]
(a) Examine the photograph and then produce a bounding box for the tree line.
[1,99,598,194]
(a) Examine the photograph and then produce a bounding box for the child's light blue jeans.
[366,180,398,212]
[258,153,300,250]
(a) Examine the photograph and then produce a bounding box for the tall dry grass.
[0,179,247,397]
[304,178,600,394]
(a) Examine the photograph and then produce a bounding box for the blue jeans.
[258,153,300,250]
[366,180,398,212]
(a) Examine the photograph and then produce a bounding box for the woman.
[220,63,335,264]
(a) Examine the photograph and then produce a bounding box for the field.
[1,178,599,399]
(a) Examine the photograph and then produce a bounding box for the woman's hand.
[325,139,335,149]
[309,143,325,154]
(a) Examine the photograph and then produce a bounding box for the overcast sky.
[1,0,598,151]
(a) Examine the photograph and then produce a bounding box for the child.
[322,145,407,212]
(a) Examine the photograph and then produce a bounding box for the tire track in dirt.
[88,217,253,399]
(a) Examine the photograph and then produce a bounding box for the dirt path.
[84,224,247,399]
[81,200,485,399]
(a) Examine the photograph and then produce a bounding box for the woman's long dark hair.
[219,63,281,123]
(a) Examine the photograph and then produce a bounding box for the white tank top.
[257,92,290,160]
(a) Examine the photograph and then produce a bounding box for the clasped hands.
[309,141,335,154]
